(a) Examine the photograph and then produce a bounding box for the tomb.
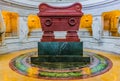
[31,2,90,75]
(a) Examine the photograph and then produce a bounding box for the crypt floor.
[0,48,120,81]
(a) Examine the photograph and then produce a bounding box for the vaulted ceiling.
[1,0,115,8]
[0,0,119,16]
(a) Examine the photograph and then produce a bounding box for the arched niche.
[1,10,19,37]
[27,14,41,36]
[102,10,120,37]
[79,14,93,36]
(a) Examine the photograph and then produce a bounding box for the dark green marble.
[31,42,90,66]
[31,56,90,62]
[38,42,83,56]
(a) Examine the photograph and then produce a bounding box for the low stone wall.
[1,31,120,55]
[82,36,120,54]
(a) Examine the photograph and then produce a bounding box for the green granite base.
[31,56,90,62]
[38,42,83,56]
[31,42,90,69]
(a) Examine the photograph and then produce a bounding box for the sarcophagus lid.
[38,3,83,17]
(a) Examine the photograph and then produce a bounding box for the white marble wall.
[81,36,120,54]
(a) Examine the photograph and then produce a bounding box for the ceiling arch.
[0,0,119,16]
[1,0,116,9]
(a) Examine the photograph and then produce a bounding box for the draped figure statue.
[19,17,29,42]
[92,17,102,40]
[117,17,120,34]
[0,10,5,45]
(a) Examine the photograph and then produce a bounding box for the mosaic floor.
[9,51,112,80]
[0,48,120,81]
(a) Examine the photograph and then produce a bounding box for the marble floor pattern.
[0,48,120,81]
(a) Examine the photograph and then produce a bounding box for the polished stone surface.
[34,42,87,63]
[0,49,120,81]
[38,42,83,56]
[31,56,90,62]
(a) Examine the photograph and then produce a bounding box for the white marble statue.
[117,17,120,34]
[92,17,102,40]
[0,10,6,45]
[19,17,29,42]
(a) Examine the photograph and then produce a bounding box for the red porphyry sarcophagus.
[38,3,83,42]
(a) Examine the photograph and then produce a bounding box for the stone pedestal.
[31,42,90,66]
